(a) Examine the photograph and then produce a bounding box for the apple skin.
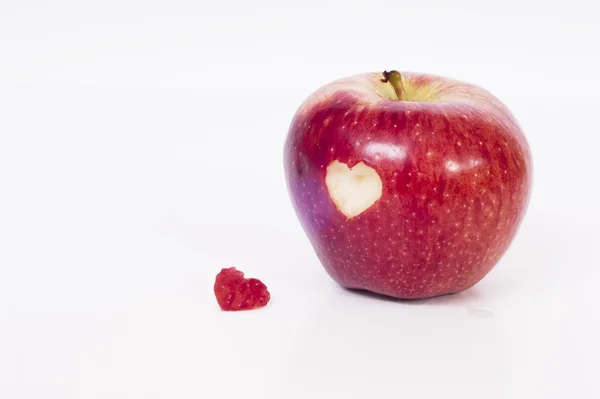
[284,71,532,299]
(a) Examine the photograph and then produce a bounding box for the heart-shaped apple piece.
[325,160,383,218]
[214,267,270,311]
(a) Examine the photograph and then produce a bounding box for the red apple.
[284,70,532,299]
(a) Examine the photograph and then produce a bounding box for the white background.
[1,0,599,398]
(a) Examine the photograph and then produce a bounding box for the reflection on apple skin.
[363,141,407,162]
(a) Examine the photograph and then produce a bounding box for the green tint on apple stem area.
[380,70,440,103]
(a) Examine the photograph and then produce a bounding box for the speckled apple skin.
[284,72,532,299]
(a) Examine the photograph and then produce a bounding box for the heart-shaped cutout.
[325,160,383,218]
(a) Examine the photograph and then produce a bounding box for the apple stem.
[381,70,406,101]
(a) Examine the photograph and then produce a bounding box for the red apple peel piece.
[214,267,270,311]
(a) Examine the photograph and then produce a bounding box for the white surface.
[1,1,599,398]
